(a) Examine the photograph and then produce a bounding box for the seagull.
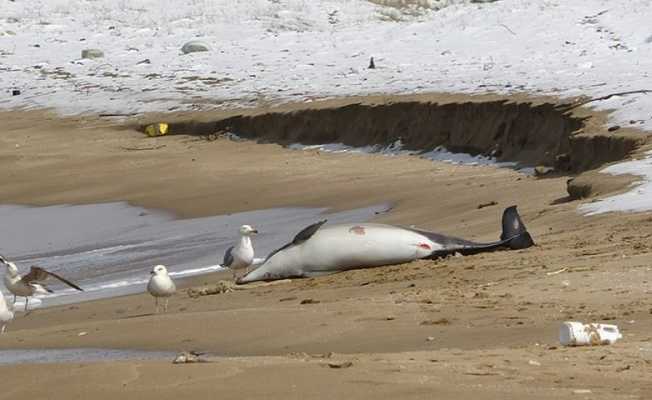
[0,255,84,312]
[222,225,258,281]
[147,264,176,313]
[0,293,13,334]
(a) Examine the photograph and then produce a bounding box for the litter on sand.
[560,322,622,346]
[144,123,169,137]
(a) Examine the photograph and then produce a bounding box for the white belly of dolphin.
[240,223,442,282]
[301,224,441,272]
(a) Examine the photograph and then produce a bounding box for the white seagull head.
[0,256,19,277]
[239,225,258,236]
[151,265,169,276]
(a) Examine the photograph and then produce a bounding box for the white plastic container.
[559,321,622,346]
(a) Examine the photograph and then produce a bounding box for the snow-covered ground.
[1,0,651,213]
[580,150,652,215]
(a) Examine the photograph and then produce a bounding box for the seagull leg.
[155,297,159,314]
[12,295,16,305]
[164,298,169,313]
[1,324,5,334]
[24,297,29,313]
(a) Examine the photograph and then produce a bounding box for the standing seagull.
[0,255,84,312]
[0,293,13,334]
[222,225,258,281]
[147,265,176,313]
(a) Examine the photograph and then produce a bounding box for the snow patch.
[289,139,533,173]
[1,0,651,130]
[580,151,652,215]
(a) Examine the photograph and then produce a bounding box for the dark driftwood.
[99,113,139,117]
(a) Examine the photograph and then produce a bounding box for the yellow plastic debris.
[144,123,169,137]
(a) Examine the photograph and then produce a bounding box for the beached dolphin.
[237,206,533,284]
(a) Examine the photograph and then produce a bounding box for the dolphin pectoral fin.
[235,264,274,284]
[236,271,288,284]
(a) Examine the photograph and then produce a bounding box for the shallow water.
[0,348,173,365]
[0,202,389,307]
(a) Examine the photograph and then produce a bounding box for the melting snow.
[289,139,534,173]
[580,151,652,215]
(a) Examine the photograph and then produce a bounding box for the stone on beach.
[81,49,104,59]
[181,41,210,54]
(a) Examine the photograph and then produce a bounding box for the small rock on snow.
[81,49,104,59]
[181,41,210,54]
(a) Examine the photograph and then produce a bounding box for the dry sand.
[0,103,651,399]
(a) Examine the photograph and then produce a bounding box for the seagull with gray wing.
[222,225,258,281]
[0,255,84,312]
[147,264,176,313]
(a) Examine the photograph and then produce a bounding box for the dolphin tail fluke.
[500,206,534,249]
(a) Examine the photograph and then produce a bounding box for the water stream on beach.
[0,348,174,364]
[0,202,389,308]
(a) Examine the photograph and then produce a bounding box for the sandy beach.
[1,97,651,399]
[4,0,652,397]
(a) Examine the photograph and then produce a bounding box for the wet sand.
[1,106,651,399]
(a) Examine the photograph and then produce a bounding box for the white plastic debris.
[559,321,622,346]
[173,351,205,364]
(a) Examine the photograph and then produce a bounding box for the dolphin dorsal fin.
[261,220,328,264]
[292,220,327,245]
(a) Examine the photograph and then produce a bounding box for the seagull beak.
[252,229,259,234]
[150,271,155,275]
